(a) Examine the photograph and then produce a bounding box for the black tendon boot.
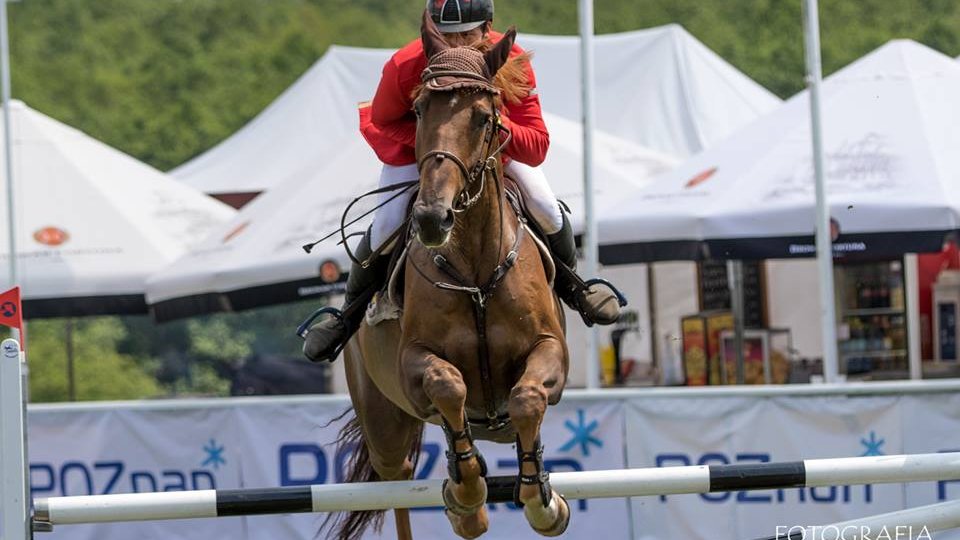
[546,212,625,326]
[301,231,388,362]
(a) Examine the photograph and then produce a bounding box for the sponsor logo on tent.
[788,218,867,255]
[319,260,341,283]
[684,167,717,189]
[33,227,69,246]
[222,222,249,244]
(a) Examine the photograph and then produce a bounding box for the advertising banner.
[625,393,960,540]
[28,397,625,540]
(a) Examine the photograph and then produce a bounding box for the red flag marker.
[0,286,23,337]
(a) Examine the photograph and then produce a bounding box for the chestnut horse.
[331,14,569,540]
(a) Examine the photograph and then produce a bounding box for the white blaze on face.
[449,94,459,109]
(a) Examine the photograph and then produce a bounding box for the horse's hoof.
[442,478,488,516]
[522,491,570,537]
[445,506,489,539]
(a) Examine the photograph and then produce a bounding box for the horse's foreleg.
[509,338,570,537]
[401,346,489,539]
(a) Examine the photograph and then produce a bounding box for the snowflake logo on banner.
[559,408,603,457]
[860,431,886,456]
[202,439,227,469]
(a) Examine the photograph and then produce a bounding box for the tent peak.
[828,38,960,84]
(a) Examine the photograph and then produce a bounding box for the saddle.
[364,177,556,328]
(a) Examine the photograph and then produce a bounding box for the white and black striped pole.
[33,452,960,528]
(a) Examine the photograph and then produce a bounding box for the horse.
[330,13,569,540]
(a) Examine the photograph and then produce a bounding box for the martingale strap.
[422,217,526,432]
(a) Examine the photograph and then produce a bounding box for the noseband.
[415,88,512,213]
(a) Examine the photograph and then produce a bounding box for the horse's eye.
[474,110,492,128]
[413,102,424,118]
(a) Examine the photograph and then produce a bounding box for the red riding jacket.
[359,30,549,167]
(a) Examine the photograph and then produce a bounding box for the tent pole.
[727,260,745,384]
[646,264,660,383]
[66,319,76,401]
[1,0,18,342]
[905,254,922,380]
[578,0,600,389]
[802,0,839,383]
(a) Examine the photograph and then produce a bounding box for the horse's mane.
[413,37,533,106]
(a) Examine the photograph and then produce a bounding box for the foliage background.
[9,0,958,401]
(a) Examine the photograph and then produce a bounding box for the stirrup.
[584,278,628,308]
[568,278,629,328]
[296,307,349,361]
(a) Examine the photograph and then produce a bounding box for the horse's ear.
[421,9,449,59]
[484,26,516,77]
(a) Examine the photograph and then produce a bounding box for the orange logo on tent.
[684,167,718,189]
[319,260,341,283]
[33,227,70,246]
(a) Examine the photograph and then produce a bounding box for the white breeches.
[369,161,564,251]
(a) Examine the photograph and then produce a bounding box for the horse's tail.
[322,413,425,540]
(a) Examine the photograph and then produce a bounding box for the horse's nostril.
[441,209,455,231]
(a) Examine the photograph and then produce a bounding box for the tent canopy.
[0,100,235,318]
[171,25,780,196]
[599,40,960,265]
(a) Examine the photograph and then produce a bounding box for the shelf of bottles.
[837,260,907,376]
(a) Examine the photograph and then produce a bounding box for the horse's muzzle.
[413,202,455,247]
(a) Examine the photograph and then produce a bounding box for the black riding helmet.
[427,0,494,34]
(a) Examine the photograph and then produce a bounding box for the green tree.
[26,318,164,402]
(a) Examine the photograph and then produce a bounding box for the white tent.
[171,25,780,197]
[170,46,390,199]
[521,24,781,158]
[599,40,960,265]
[146,112,675,320]
[0,100,235,318]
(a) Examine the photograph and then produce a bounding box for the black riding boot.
[546,212,624,326]
[302,231,388,362]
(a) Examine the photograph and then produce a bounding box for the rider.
[304,0,623,362]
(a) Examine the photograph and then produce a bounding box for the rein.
[409,87,521,432]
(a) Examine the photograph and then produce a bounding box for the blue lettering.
[416,443,442,481]
[30,464,55,495]
[810,486,836,502]
[60,462,93,496]
[191,471,216,490]
[94,461,124,494]
[162,471,187,491]
[131,472,157,492]
[280,444,328,486]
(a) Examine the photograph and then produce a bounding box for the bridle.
[415,83,512,213]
